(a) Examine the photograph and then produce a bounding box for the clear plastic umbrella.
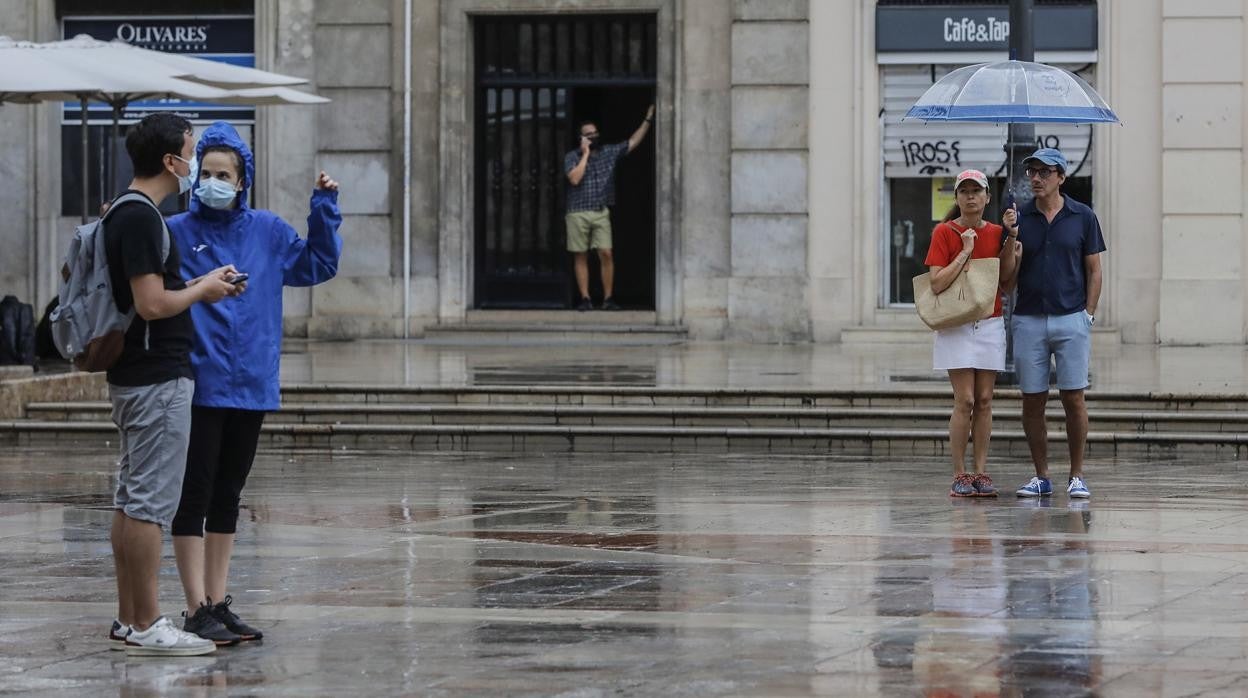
[905,60,1119,125]
[904,59,1119,203]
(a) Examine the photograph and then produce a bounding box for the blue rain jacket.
[168,121,342,411]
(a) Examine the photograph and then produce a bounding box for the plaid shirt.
[564,142,629,213]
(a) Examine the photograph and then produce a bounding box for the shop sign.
[876,5,1097,53]
[62,16,255,123]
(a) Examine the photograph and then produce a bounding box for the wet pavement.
[280,340,1248,394]
[3,447,1247,696]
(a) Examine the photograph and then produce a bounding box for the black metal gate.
[474,14,657,309]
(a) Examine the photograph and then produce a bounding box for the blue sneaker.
[1067,477,1091,499]
[1016,476,1053,497]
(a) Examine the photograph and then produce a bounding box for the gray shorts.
[109,378,194,527]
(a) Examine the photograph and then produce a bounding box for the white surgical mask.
[172,154,197,195]
[195,177,240,210]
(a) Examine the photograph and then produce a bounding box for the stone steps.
[22,401,1248,434]
[3,419,1245,457]
[275,384,1248,411]
[420,312,687,345]
[3,381,1246,455]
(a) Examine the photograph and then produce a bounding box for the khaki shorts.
[565,208,613,252]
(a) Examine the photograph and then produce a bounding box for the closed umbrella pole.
[110,101,122,199]
[1006,0,1036,207]
[79,95,89,224]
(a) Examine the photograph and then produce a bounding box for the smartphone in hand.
[228,272,249,285]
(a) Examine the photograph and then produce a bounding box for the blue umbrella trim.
[905,103,1119,124]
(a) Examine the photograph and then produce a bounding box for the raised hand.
[1002,203,1018,232]
[315,171,339,191]
[960,229,977,253]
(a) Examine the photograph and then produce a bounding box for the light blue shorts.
[1011,311,1092,394]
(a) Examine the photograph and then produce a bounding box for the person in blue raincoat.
[166,121,342,645]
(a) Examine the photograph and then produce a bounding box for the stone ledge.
[0,371,106,419]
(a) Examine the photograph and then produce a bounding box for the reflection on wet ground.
[2,448,1247,696]
[279,340,1248,393]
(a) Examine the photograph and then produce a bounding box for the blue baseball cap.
[1023,148,1068,173]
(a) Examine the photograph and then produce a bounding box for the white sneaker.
[108,619,130,650]
[125,616,216,656]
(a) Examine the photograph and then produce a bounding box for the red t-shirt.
[923,221,1005,318]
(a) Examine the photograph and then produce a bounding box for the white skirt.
[932,316,1006,371]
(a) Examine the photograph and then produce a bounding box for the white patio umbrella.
[39,35,309,89]
[0,36,326,221]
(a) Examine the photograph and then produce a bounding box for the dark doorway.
[473,14,657,310]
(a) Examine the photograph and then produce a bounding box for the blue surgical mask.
[172,154,197,195]
[195,177,241,210]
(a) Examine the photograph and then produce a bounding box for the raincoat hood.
[190,120,255,216]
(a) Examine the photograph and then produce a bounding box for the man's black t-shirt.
[103,190,194,386]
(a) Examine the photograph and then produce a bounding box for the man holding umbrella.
[1011,148,1106,500]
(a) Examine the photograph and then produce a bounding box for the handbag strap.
[943,221,975,275]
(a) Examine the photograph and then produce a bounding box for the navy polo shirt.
[1015,195,1107,316]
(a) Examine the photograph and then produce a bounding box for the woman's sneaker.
[950,473,977,497]
[1016,476,1053,497]
[125,616,216,656]
[972,473,998,497]
[108,619,130,650]
[209,595,263,642]
[183,603,242,646]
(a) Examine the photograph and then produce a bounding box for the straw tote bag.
[912,256,1000,331]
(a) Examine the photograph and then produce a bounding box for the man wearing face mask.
[564,105,655,311]
[102,113,241,656]
[165,121,342,646]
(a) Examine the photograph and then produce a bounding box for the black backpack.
[0,295,36,366]
[34,297,61,361]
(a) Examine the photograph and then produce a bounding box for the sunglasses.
[1025,167,1060,180]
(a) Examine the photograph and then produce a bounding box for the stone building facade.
[1,0,1246,345]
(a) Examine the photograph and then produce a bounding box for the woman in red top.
[923,169,1021,497]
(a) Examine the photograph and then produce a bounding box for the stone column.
[1157,0,1245,344]
[0,0,56,307]
[679,0,732,338]
[807,0,865,342]
[259,0,318,337]
[1102,0,1163,344]
[727,0,811,342]
[307,0,400,338]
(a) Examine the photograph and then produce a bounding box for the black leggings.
[171,406,266,537]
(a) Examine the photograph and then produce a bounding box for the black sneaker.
[601,298,621,311]
[183,603,242,646]
[576,297,593,312]
[209,595,263,642]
